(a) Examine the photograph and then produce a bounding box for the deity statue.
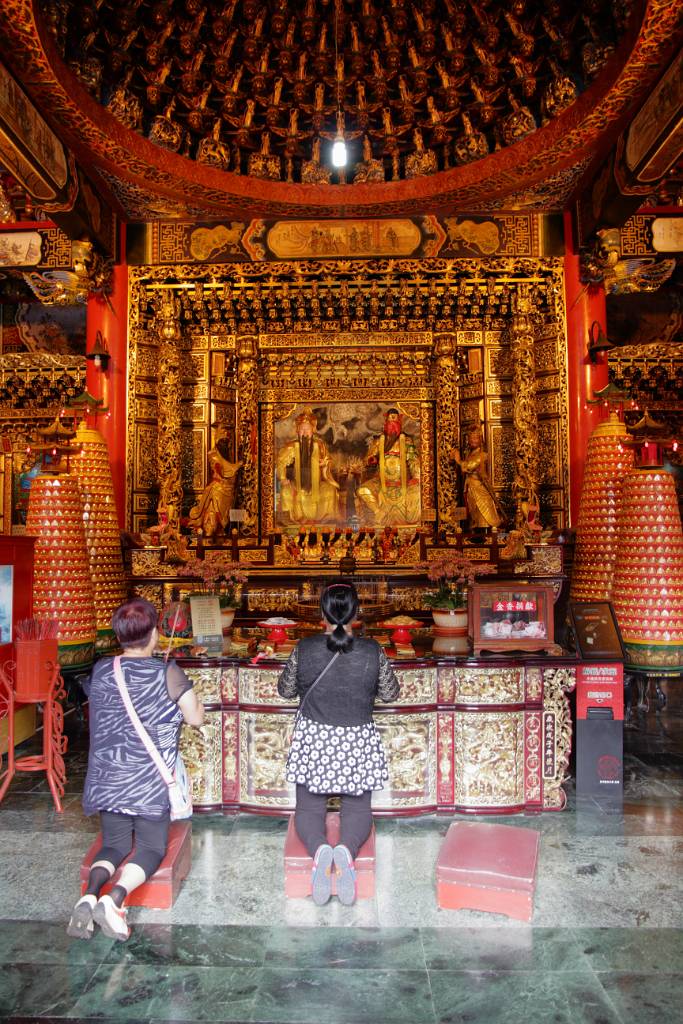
[276,408,340,524]
[187,428,242,541]
[356,408,421,526]
[452,425,502,530]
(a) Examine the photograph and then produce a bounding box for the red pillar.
[563,212,609,526]
[86,228,128,529]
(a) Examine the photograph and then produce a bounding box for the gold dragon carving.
[154,291,184,535]
[510,283,539,529]
[454,710,525,807]
[433,334,459,530]
[236,334,259,536]
[179,711,223,805]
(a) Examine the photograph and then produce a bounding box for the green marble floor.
[0,686,682,1023]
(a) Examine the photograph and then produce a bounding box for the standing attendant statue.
[188,428,242,542]
[451,425,502,531]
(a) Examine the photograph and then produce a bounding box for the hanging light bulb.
[332,111,347,167]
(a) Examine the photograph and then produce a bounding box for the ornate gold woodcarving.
[130,549,178,577]
[131,583,163,609]
[373,712,436,809]
[541,666,576,809]
[236,334,259,536]
[126,260,569,532]
[537,420,561,485]
[454,711,525,807]
[510,284,539,527]
[239,711,295,808]
[246,588,297,612]
[394,667,437,705]
[135,398,159,420]
[221,666,239,704]
[239,667,292,706]
[154,292,183,532]
[134,425,158,489]
[535,339,559,374]
[454,667,525,705]
[179,710,222,806]
[437,711,454,805]
[437,667,456,705]
[183,667,222,705]
[525,667,543,702]
[433,335,459,530]
[222,710,239,803]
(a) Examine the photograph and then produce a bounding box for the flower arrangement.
[184,557,249,609]
[419,552,497,610]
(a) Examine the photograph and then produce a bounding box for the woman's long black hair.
[320,581,359,653]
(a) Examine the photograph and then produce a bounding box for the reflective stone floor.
[0,683,681,1023]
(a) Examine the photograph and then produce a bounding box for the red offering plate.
[258,619,297,644]
[378,618,422,645]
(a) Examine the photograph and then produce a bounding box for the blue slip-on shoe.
[333,844,357,906]
[311,843,335,905]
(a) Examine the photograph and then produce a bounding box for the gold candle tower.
[612,463,683,670]
[26,473,96,670]
[570,413,634,601]
[73,423,127,652]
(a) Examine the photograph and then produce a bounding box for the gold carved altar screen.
[127,256,570,537]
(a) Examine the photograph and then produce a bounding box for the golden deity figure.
[452,425,502,530]
[356,408,421,526]
[276,408,340,524]
[188,428,242,541]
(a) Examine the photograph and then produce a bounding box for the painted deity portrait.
[273,402,422,530]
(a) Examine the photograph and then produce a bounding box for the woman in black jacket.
[278,581,399,906]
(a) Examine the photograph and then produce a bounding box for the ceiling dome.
[44,0,629,183]
[2,0,678,218]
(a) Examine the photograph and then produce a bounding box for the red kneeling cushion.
[436,821,540,922]
[284,812,376,899]
[80,820,192,910]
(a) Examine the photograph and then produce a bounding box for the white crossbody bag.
[113,656,192,820]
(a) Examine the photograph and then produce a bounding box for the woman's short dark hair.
[112,599,158,648]
[320,581,359,653]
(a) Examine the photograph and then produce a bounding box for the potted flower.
[419,553,496,633]
[184,557,249,631]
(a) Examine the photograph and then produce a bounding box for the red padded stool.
[80,821,192,910]
[284,812,376,899]
[436,821,540,922]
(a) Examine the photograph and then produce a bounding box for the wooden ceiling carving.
[1,0,681,220]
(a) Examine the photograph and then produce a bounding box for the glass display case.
[469,582,557,656]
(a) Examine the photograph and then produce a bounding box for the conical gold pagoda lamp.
[611,415,683,671]
[25,418,96,670]
[72,422,127,653]
[570,412,634,601]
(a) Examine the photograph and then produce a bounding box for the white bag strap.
[113,656,175,788]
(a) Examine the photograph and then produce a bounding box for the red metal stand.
[0,660,68,811]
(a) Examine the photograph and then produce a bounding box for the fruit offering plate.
[377,616,422,645]
[258,617,298,644]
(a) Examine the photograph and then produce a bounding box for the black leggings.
[98,811,170,878]
[295,785,373,860]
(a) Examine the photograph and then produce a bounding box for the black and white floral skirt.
[285,715,389,796]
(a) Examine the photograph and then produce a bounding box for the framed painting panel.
[260,400,433,534]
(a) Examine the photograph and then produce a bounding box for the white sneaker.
[66,894,96,940]
[92,894,130,941]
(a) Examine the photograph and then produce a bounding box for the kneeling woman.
[68,599,204,941]
[278,582,399,905]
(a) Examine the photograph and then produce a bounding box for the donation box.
[576,663,623,806]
